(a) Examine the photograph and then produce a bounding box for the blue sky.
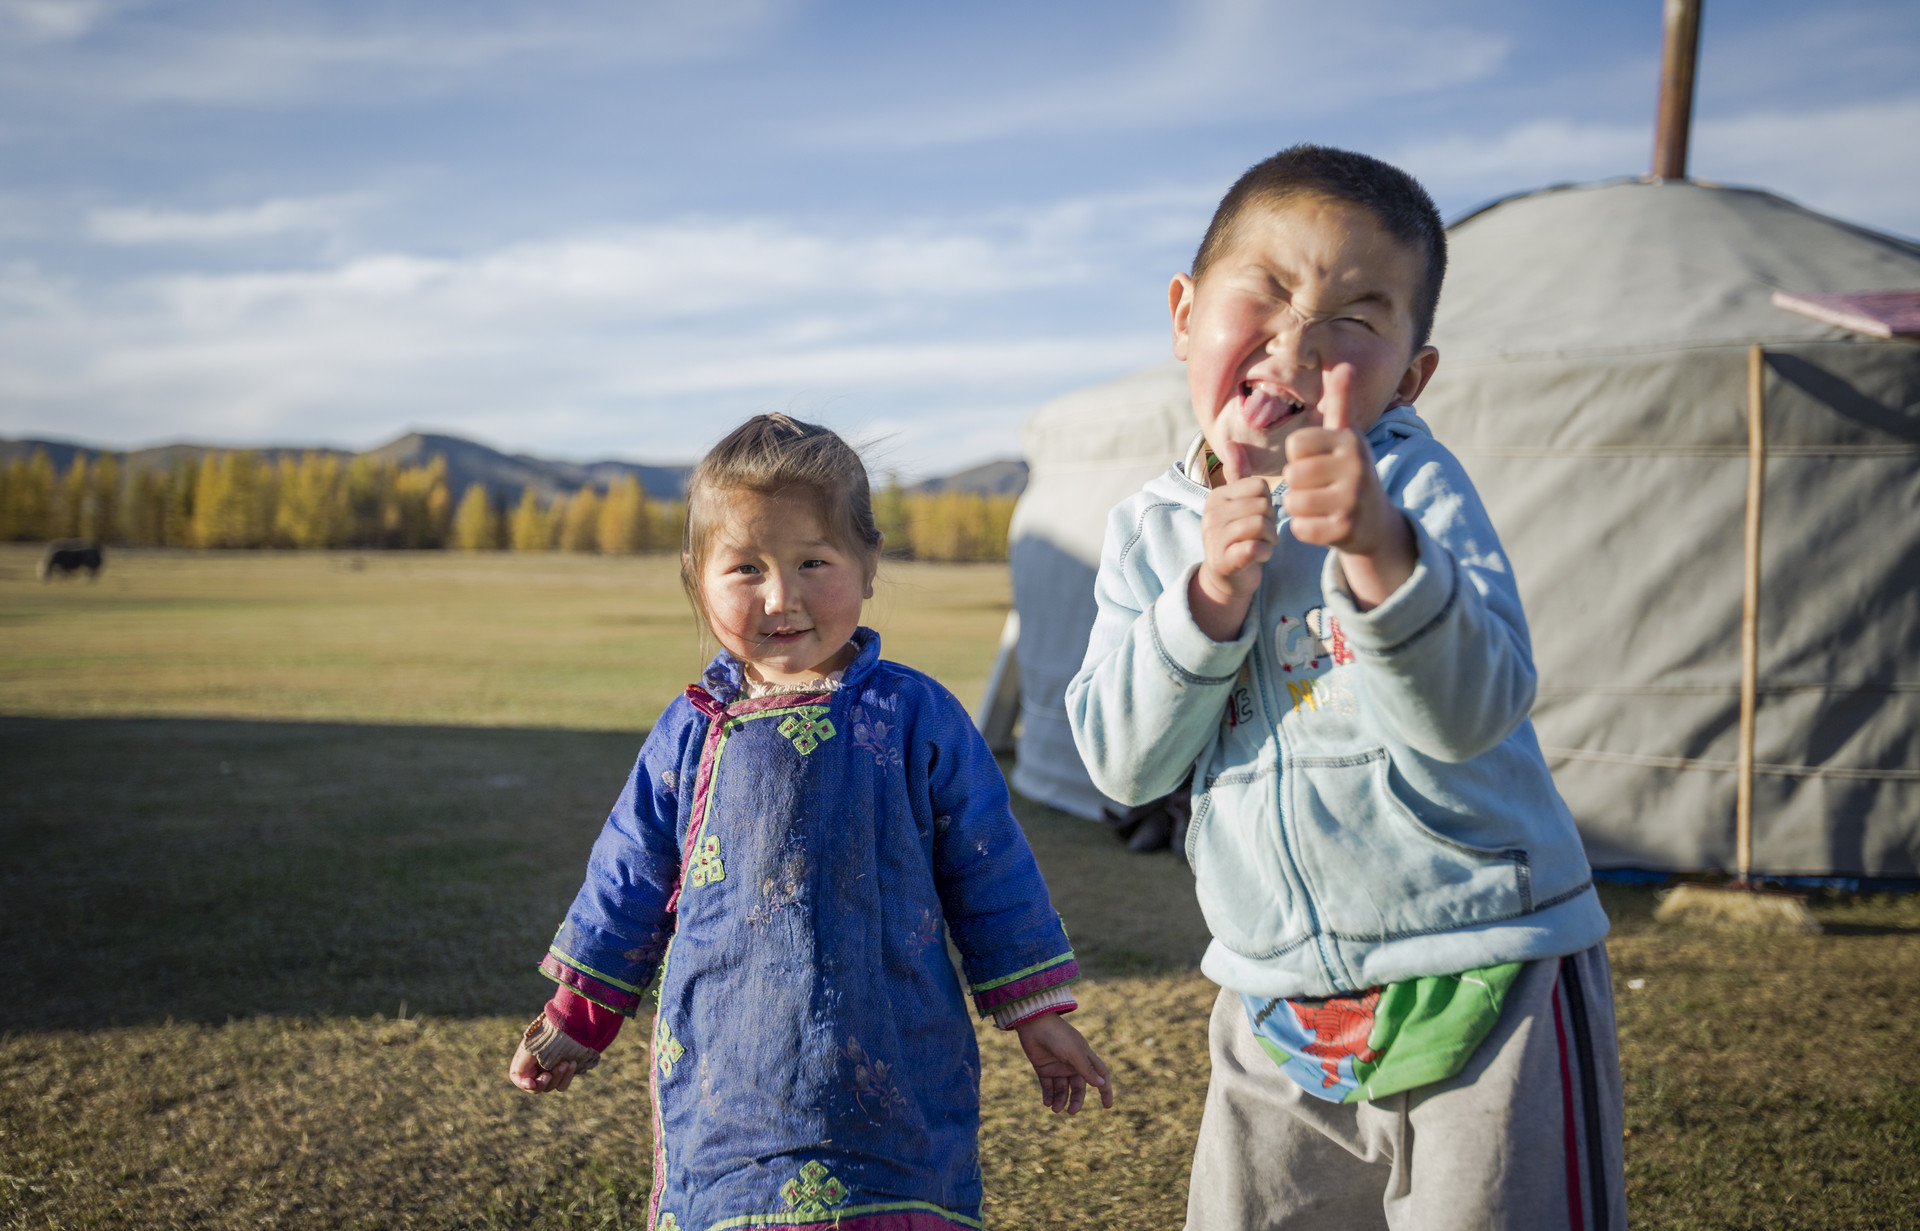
[2,0,1916,477]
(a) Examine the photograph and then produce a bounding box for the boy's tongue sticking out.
[1214,380,1313,481]
[1239,382,1308,431]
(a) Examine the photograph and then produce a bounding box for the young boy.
[1066,146,1626,1229]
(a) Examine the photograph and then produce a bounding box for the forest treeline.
[0,448,1017,561]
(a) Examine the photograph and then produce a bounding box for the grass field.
[0,547,1005,730]
[3,544,1918,1229]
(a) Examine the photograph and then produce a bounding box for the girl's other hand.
[509,1039,578,1093]
[1012,1012,1116,1114]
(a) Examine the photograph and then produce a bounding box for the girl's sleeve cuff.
[991,983,1079,1029]
[970,952,1080,1015]
[547,985,626,1052]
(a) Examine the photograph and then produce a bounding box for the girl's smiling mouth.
[763,628,812,642]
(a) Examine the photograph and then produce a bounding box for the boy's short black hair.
[1193,145,1447,351]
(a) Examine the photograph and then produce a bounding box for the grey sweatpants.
[1186,945,1626,1231]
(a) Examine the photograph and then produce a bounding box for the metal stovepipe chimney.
[1652,0,1703,180]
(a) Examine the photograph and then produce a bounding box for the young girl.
[509,414,1112,1231]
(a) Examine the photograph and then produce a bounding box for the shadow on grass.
[0,715,650,1030]
[1810,921,1920,937]
[0,715,1209,1033]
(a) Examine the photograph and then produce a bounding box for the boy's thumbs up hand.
[1282,365,1416,610]
[1317,364,1352,435]
[1191,441,1278,642]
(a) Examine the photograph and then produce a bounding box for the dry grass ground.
[3,545,1917,1229]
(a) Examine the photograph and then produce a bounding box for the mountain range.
[0,431,1028,502]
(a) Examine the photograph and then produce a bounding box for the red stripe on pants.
[1552,980,1586,1231]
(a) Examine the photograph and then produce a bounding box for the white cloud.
[1400,119,1648,199]
[86,195,373,245]
[1692,96,1920,239]
[803,0,1510,148]
[1396,94,1920,238]
[0,0,793,104]
[0,208,1166,469]
[0,0,132,42]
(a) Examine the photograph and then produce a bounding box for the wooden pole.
[1653,0,1703,180]
[1736,344,1765,884]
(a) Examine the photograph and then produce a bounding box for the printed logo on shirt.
[1224,662,1255,730]
[1275,606,1353,674]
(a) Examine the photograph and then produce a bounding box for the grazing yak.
[39,540,104,581]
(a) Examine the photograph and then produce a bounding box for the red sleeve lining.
[546,985,627,1052]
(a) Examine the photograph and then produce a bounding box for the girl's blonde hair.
[680,414,884,627]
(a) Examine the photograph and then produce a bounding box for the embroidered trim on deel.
[542,945,650,995]
[700,1198,986,1231]
[779,1160,847,1217]
[646,935,677,1230]
[969,949,1077,993]
[973,961,1082,1012]
[654,1014,686,1078]
[777,705,837,754]
[670,695,839,912]
[688,833,726,888]
[665,709,735,914]
[539,954,644,1015]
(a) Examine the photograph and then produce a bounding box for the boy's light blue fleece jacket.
[1066,405,1609,1000]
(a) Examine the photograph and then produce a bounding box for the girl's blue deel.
[544,628,1079,1231]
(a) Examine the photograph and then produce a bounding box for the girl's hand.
[509,1039,578,1094]
[1012,1012,1115,1114]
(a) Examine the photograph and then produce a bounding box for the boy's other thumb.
[1219,440,1247,485]
[1321,366,1353,434]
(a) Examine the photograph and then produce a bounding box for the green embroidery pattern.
[780,1160,849,1217]
[654,1215,679,1231]
[654,1017,685,1078]
[777,706,837,755]
[688,833,725,887]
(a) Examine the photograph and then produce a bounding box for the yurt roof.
[1434,179,1920,363]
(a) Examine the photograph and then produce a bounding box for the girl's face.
[699,486,871,685]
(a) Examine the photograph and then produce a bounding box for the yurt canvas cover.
[1419,180,1919,878]
[1004,179,1920,879]
[1008,362,1192,818]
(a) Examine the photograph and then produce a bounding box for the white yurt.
[996,179,1920,880]
[998,362,1193,819]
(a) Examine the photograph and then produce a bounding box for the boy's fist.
[1191,446,1278,642]
[1281,367,1415,609]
